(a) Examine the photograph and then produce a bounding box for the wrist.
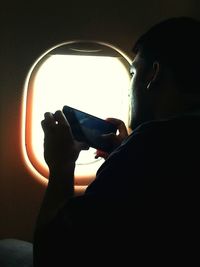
[48,162,75,176]
[48,162,75,193]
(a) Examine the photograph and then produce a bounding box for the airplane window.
[21,41,131,191]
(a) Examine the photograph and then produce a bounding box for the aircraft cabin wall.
[0,1,199,242]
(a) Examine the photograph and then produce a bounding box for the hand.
[41,110,88,173]
[95,118,128,159]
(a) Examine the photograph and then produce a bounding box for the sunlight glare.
[31,55,130,176]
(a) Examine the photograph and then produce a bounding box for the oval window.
[21,40,131,191]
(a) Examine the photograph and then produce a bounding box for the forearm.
[33,164,75,267]
[35,163,75,228]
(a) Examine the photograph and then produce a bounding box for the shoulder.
[126,114,200,145]
[86,115,200,195]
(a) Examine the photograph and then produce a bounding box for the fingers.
[95,149,109,159]
[95,118,128,154]
[54,110,70,127]
[41,110,70,132]
[41,112,55,132]
[106,118,128,138]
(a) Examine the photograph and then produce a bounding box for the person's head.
[129,16,200,130]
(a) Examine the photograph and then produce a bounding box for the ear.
[147,61,160,90]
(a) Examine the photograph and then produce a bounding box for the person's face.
[128,53,154,130]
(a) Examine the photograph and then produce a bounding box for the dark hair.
[133,17,200,93]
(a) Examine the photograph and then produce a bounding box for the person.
[33,17,200,266]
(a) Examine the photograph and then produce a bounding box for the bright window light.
[22,41,131,186]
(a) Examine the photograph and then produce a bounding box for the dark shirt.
[35,114,200,265]
[86,113,200,197]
